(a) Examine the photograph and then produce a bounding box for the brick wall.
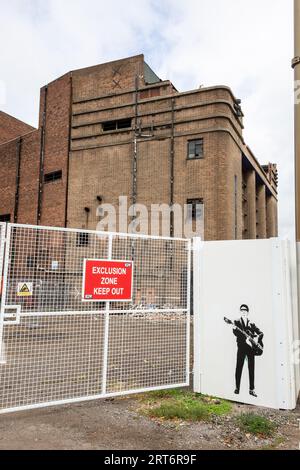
[0,111,34,145]
[39,73,72,227]
[17,130,40,224]
[0,73,71,226]
[0,55,278,241]
[72,55,144,103]
[0,139,18,220]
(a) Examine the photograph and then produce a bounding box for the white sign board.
[193,238,298,410]
[17,282,33,297]
[51,261,59,270]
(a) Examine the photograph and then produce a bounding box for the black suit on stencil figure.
[230,305,264,398]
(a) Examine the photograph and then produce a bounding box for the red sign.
[82,259,133,302]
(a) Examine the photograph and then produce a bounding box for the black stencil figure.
[224,305,264,398]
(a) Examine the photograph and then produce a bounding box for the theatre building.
[0,54,278,240]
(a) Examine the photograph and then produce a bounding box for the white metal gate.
[0,224,191,413]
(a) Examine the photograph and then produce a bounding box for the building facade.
[0,54,278,240]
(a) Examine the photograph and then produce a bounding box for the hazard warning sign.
[17,282,33,297]
[82,259,133,302]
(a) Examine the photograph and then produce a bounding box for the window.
[44,170,62,183]
[187,139,204,160]
[0,214,11,222]
[76,232,89,247]
[187,198,204,220]
[102,118,132,132]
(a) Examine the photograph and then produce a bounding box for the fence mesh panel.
[0,224,190,413]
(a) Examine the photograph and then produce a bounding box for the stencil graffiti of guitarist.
[224,305,264,398]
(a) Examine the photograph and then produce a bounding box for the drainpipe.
[170,98,175,238]
[14,137,22,223]
[37,85,48,225]
[132,76,139,227]
[64,73,73,228]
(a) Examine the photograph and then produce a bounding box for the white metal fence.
[0,224,191,413]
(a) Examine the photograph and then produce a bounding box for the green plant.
[237,413,277,437]
[149,400,210,421]
[141,389,232,422]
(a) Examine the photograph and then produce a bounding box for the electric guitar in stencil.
[224,317,264,356]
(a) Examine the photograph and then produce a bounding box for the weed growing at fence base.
[138,388,232,422]
[237,413,277,437]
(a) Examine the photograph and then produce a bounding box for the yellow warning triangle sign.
[20,283,30,293]
[17,282,32,297]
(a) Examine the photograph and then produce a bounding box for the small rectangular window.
[76,232,89,247]
[187,198,204,220]
[102,121,117,131]
[102,119,132,132]
[117,118,132,129]
[187,139,204,160]
[44,170,62,183]
[0,214,11,222]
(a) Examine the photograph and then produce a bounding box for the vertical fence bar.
[101,234,113,395]
[192,237,202,393]
[271,238,292,409]
[0,223,10,364]
[282,240,297,407]
[186,238,192,385]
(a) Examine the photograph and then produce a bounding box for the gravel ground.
[0,396,299,450]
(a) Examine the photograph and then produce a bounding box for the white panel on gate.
[193,238,297,410]
[295,242,300,395]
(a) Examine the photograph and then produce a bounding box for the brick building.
[0,54,278,240]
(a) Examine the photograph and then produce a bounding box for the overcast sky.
[0,0,295,238]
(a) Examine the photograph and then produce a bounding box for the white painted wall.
[194,238,298,410]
